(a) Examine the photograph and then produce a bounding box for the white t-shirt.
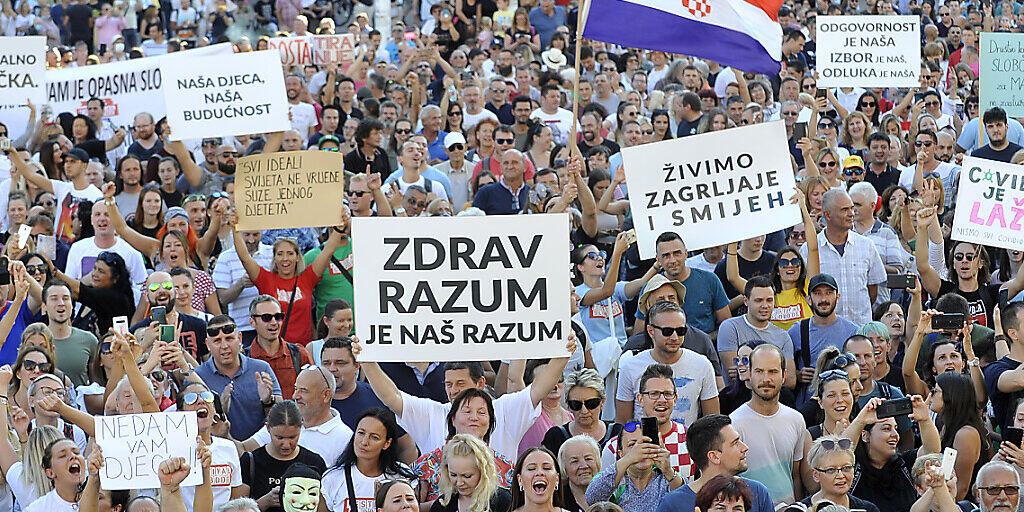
[530,107,576,146]
[289,102,318,137]
[50,181,103,242]
[730,403,806,505]
[6,462,39,511]
[180,436,241,511]
[251,409,353,467]
[321,465,416,512]
[0,481,13,512]
[615,349,718,427]
[397,386,541,460]
[390,173,449,201]
[64,236,148,303]
[462,107,498,131]
[23,489,75,512]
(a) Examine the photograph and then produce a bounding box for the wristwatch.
[967,357,981,368]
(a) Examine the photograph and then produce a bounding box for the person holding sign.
[176,380,245,509]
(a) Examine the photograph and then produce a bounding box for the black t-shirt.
[852,448,919,512]
[75,139,109,165]
[430,487,511,512]
[714,250,778,298]
[541,421,621,455]
[985,355,1024,434]
[798,494,880,512]
[160,188,183,208]
[864,165,901,196]
[676,115,703,137]
[65,3,93,37]
[971,142,1024,163]
[241,446,327,512]
[130,312,209,360]
[343,147,391,180]
[578,139,621,157]
[254,0,275,20]
[936,280,1000,328]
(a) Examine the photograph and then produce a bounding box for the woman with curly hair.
[432,434,512,512]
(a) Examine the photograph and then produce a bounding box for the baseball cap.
[444,132,467,149]
[842,155,864,170]
[65,148,90,162]
[808,273,839,292]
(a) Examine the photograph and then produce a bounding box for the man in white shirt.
[6,147,103,244]
[386,141,448,199]
[359,339,574,460]
[462,84,498,131]
[531,84,576,146]
[898,129,960,207]
[66,201,148,302]
[286,74,317,137]
[213,229,272,344]
[86,98,128,165]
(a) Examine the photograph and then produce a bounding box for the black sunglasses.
[252,313,286,322]
[22,360,53,372]
[649,324,687,337]
[207,324,236,337]
[566,397,602,411]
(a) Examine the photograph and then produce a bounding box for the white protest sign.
[624,120,801,260]
[267,34,357,67]
[952,156,1024,250]
[352,214,571,362]
[95,411,201,490]
[0,36,46,107]
[160,49,289,141]
[816,15,920,88]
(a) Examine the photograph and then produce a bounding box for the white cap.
[444,131,467,149]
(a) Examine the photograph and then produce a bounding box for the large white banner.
[624,121,802,260]
[267,34,357,67]
[816,15,920,88]
[0,36,46,107]
[352,214,571,362]
[952,156,1024,250]
[96,411,201,490]
[161,50,289,141]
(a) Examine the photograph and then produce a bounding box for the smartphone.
[956,102,964,117]
[941,447,957,480]
[0,138,10,151]
[16,224,31,250]
[151,305,166,325]
[792,122,807,141]
[815,88,827,99]
[112,316,129,336]
[1006,426,1024,447]
[640,416,659,444]
[1001,288,1010,309]
[876,397,913,419]
[212,390,226,421]
[886,274,916,289]
[914,92,926,103]
[932,312,965,331]
[36,234,55,260]
[0,258,9,286]
[624,229,637,245]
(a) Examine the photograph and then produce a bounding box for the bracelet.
[996,334,1008,343]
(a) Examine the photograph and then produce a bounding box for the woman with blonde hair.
[798,435,880,512]
[806,147,844,190]
[433,434,512,512]
[543,368,622,455]
[0,363,64,510]
[839,111,871,156]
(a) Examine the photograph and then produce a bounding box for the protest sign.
[816,15,919,88]
[95,411,201,490]
[952,156,1024,251]
[267,34,357,67]
[352,214,571,362]
[980,32,1024,117]
[0,36,46,107]
[160,50,289,141]
[624,120,801,260]
[235,150,345,230]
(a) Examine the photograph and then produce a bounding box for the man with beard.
[728,344,807,505]
[309,105,342,148]
[578,111,620,156]
[286,74,317,137]
[936,132,957,163]
[242,365,353,468]
[493,49,515,81]
[127,112,163,161]
[247,295,313,399]
[66,200,147,303]
[973,107,1024,163]
[787,274,858,404]
[5,147,103,244]
[130,271,209,362]
[615,301,719,427]
[717,276,796,388]
[656,414,774,512]
[974,461,1021,512]
[172,140,238,197]
[511,96,534,150]
[343,118,391,179]
[43,281,98,387]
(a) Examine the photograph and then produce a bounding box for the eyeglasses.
[584,250,607,261]
[815,465,855,476]
[22,360,53,372]
[182,390,215,405]
[495,137,515,145]
[252,312,286,322]
[733,356,749,367]
[953,252,977,262]
[25,264,46,275]
[979,486,1020,497]
[640,390,677,400]
[827,352,858,370]
[914,140,934,147]
[207,324,236,337]
[148,280,173,292]
[567,397,602,411]
[302,363,331,388]
[820,438,853,451]
[649,324,687,337]
[349,190,369,197]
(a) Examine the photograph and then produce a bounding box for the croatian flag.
[581,0,784,75]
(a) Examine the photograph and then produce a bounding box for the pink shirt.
[518,409,572,458]
[94,15,126,47]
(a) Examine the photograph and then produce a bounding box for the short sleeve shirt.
[254,267,322,345]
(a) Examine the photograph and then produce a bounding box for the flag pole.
[569,0,592,160]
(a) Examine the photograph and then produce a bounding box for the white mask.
[114,42,125,53]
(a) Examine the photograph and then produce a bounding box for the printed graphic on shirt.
[771,304,803,323]
[342,497,376,512]
[673,376,694,418]
[327,254,354,276]
[210,465,234,486]
[275,288,304,304]
[589,300,623,320]
[967,299,987,327]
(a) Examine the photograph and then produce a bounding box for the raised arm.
[113,332,160,413]
[309,225,347,277]
[598,165,630,215]
[795,188,820,275]
[914,207,942,296]
[913,394,942,455]
[81,446,105,512]
[0,366,18,476]
[2,143,53,193]
[725,242,746,292]
[623,261,658,299]
[103,127,128,150]
[570,156,598,238]
[229,214,263,281]
[36,393,96,437]
[351,338,406,416]
[165,133,205,188]
[0,275,28,355]
[902,310,934,397]
[528,336,576,406]
[579,233,629,307]
[366,167,393,217]
[842,396,882,450]
[157,457,192,512]
[102,184,159,257]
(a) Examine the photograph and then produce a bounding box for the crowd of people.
[3,0,1024,511]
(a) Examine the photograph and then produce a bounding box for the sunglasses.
[395,128,412,134]
[252,312,286,322]
[22,360,53,372]
[349,190,369,197]
[448,144,465,151]
[567,397,602,411]
[649,324,687,337]
[843,168,866,176]
[623,421,641,433]
[449,111,463,116]
[859,101,876,107]
[150,370,166,382]
[818,369,849,381]
[953,252,977,262]
[733,356,749,367]
[778,257,801,268]
[302,363,331,388]
[149,280,173,292]
[979,486,1020,497]
[584,250,607,261]
[820,161,839,168]
[642,129,654,135]
[914,140,934,147]
[184,194,207,203]
[495,138,515,145]
[182,390,215,405]
[25,264,46,275]
[207,324,236,337]
[827,352,858,370]
[818,122,836,129]
[321,146,340,152]
[924,101,941,107]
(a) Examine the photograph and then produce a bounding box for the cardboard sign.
[623,121,802,260]
[160,50,289,140]
[267,34,357,67]
[352,214,571,362]
[0,36,46,107]
[235,150,345,230]
[816,15,920,88]
[952,156,1024,250]
[95,411,201,490]
[980,32,1024,117]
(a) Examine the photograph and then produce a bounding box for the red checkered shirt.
[601,421,694,481]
